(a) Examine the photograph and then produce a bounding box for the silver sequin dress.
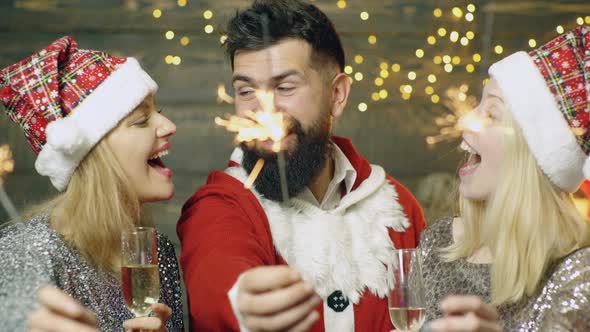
[420,217,590,331]
[0,214,184,331]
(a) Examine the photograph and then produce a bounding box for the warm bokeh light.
[408,71,417,80]
[452,56,461,65]
[466,31,475,39]
[443,55,451,64]
[433,8,442,17]
[379,89,388,99]
[473,53,481,62]
[452,7,463,18]
[465,13,474,22]
[380,70,389,78]
[358,103,368,112]
[153,9,162,18]
[416,49,425,58]
[466,64,475,73]
[177,0,187,7]
[354,55,364,64]
[391,63,401,72]
[576,17,584,25]
[220,35,228,44]
[529,39,537,48]
[450,31,459,42]
[467,4,476,12]
[180,37,190,46]
[368,35,377,44]
[427,36,437,45]
[203,10,213,19]
[425,86,435,95]
[460,37,469,46]
[172,56,181,65]
[337,0,347,9]
[444,64,453,73]
[165,30,175,40]
[344,65,353,74]
[438,28,447,37]
[433,56,442,65]
[556,25,564,34]
[428,74,437,83]
[494,45,504,54]
[375,77,384,86]
[360,11,369,20]
[165,55,174,64]
[205,25,214,34]
[431,94,440,103]
[354,72,364,81]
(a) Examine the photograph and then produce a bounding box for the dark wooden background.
[1,0,588,324]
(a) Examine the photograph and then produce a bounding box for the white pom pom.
[584,156,590,180]
[45,118,89,155]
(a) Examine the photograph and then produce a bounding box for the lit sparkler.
[426,84,482,145]
[0,144,19,221]
[216,83,235,104]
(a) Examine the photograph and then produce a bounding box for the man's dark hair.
[224,0,345,73]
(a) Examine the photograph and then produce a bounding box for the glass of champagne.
[388,248,426,331]
[121,227,160,317]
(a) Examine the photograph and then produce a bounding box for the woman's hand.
[122,303,172,332]
[426,295,502,332]
[27,286,99,332]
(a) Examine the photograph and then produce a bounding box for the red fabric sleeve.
[177,173,277,331]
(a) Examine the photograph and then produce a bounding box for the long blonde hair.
[443,108,590,304]
[23,139,146,274]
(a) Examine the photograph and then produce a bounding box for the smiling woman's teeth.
[460,141,477,154]
[149,150,169,161]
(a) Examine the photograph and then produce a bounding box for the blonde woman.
[414,26,590,331]
[0,37,183,331]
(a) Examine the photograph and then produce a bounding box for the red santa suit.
[177,136,426,331]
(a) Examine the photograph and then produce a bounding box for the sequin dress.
[420,217,590,331]
[0,214,184,331]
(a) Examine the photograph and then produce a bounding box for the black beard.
[241,117,331,202]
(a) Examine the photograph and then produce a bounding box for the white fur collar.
[225,162,409,304]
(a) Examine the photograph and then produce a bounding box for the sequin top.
[420,217,590,331]
[0,214,184,331]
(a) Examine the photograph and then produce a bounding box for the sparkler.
[0,144,19,221]
[215,13,291,203]
[426,84,481,145]
[217,83,235,104]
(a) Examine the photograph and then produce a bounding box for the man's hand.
[237,266,322,332]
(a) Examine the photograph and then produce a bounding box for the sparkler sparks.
[216,83,235,104]
[426,84,481,145]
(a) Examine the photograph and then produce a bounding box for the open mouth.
[147,144,172,178]
[459,140,481,177]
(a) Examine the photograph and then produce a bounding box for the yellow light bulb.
[460,37,469,46]
[153,9,162,18]
[438,28,447,37]
[368,35,377,44]
[586,16,590,24]
[371,92,380,101]
[358,103,368,112]
[354,55,364,64]
[473,53,481,62]
[337,0,347,9]
[380,70,389,79]
[443,55,451,64]
[433,8,442,18]
[433,56,442,64]
[431,94,440,103]
[450,31,459,42]
[428,74,437,83]
[466,31,475,39]
[403,85,413,94]
[402,93,411,101]
[465,13,474,22]
[408,71,417,80]
[379,89,388,99]
[203,10,213,19]
[344,65,353,74]
[165,55,174,64]
[354,72,364,81]
[444,64,453,73]
[380,62,389,70]
[452,56,461,65]
[416,49,425,58]
[391,63,401,72]
[180,36,190,46]
[172,56,181,65]
[452,7,463,18]
[375,77,384,86]
[577,17,584,25]
[466,64,475,73]
[529,39,537,48]
[427,36,437,45]
[494,45,504,54]
[425,86,435,95]
[165,30,175,40]
[556,25,564,34]
[360,12,369,20]
[205,25,214,34]
[177,0,187,7]
[467,4,476,12]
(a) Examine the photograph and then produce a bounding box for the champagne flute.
[121,227,160,317]
[388,248,426,331]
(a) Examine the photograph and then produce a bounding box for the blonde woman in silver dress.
[413,26,590,331]
[0,36,183,331]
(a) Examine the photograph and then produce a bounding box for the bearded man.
[177,1,426,331]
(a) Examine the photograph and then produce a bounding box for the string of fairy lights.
[150,1,590,145]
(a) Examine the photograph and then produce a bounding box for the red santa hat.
[489,25,590,193]
[0,36,157,191]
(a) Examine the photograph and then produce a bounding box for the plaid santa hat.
[0,36,157,191]
[489,25,590,193]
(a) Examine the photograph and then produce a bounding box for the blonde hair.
[23,139,147,274]
[443,108,590,304]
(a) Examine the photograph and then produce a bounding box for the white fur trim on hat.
[35,57,158,191]
[489,51,586,193]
